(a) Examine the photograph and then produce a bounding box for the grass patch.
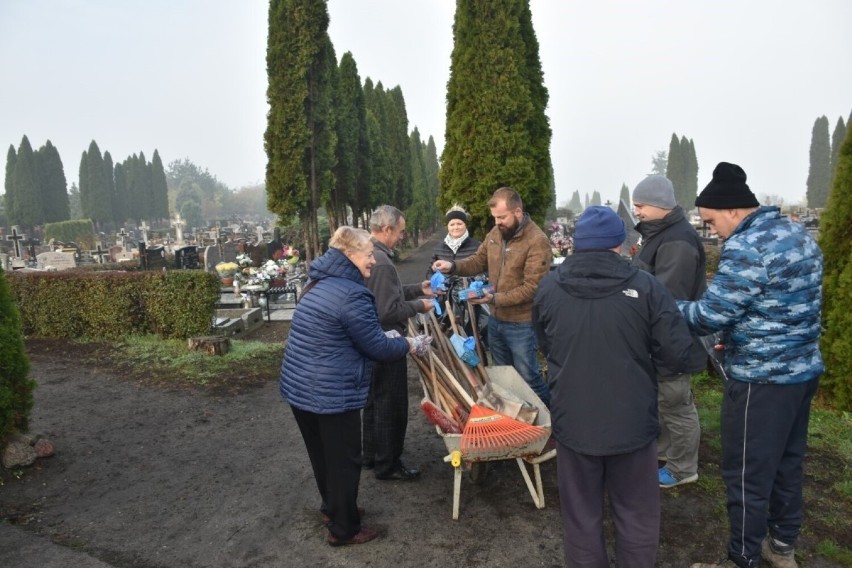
[96,334,283,390]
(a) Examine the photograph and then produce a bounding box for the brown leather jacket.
[453,214,551,323]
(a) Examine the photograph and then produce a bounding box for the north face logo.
[622,288,638,298]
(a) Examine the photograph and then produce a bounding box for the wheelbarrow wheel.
[468,461,489,485]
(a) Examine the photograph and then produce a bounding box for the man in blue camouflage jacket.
[684,163,823,568]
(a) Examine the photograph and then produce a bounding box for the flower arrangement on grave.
[242,259,289,288]
[236,253,253,268]
[548,222,572,259]
[273,245,301,265]
[215,262,238,278]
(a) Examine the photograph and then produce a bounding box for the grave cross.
[139,221,149,244]
[91,244,109,264]
[5,227,25,258]
[173,214,184,245]
[117,228,130,248]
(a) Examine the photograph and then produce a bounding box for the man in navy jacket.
[534,206,694,567]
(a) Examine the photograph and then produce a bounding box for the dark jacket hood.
[554,250,639,299]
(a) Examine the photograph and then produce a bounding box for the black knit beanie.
[695,162,760,209]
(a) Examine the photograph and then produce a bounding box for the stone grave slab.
[36,251,77,271]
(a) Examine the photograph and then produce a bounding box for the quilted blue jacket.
[679,207,823,384]
[279,248,410,413]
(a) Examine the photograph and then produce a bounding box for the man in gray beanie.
[632,175,708,489]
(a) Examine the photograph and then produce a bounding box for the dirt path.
[0,236,844,567]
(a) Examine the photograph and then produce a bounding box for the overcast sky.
[2,0,850,212]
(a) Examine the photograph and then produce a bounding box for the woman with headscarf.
[427,205,481,277]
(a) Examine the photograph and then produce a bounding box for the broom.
[459,404,550,461]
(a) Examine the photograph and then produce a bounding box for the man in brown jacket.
[432,187,552,406]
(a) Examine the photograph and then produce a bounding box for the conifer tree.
[36,141,70,223]
[406,127,430,245]
[387,86,412,211]
[423,136,441,231]
[4,145,17,223]
[685,137,698,209]
[818,125,852,410]
[11,136,42,228]
[591,190,601,206]
[265,0,336,259]
[113,162,128,225]
[78,150,89,220]
[363,80,393,208]
[806,115,831,208]
[80,140,112,229]
[440,0,552,237]
[151,150,170,222]
[0,267,34,440]
[103,151,116,228]
[330,51,364,229]
[620,183,630,208]
[568,190,582,214]
[650,150,667,176]
[830,115,847,187]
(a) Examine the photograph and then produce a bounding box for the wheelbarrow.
[420,365,556,520]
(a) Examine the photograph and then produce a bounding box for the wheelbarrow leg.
[453,464,462,520]
[516,458,544,509]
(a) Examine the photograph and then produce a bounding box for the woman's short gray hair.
[328,226,372,254]
[369,205,405,232]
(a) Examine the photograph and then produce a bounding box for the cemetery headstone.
[174,245,199,269]
[36,251,77,271]
[91,244,109,264]
[173,215,185,246]
[139,221,149,244]
[221,240,239,264]
[0,253,9,271]
[139,242,168,270]
[204,244,222,272]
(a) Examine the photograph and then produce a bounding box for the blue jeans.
[487,316,550,406]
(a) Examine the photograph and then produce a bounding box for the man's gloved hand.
[407,334,433,357]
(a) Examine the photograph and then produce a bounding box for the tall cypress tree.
[818,124,852,409]
[329,51,364,229]
[151,150,170,222]
[830,115,847,187]
[406,127,430,246]
[423,136,441,232]
[265,0,335,260]
[568,190,582,214]
[11,136,42,228]
[36,140,70,223]
[441,0,552,237]
[619,183,630,208]
[591,190,601,206]
[78,150,89,221]
[83,140,112,229]
[363,80,393,208]
[4,145,17,224]
[685,137,698,208]
[806,115,831,208]
[113,162,128,226]
[387,86,412,211]
[666,134,686,207]
[103,151,116,228]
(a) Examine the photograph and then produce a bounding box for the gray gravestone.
[36,251,77,271]
[204,244,222,272]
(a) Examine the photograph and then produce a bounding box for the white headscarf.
[444,230,469,254]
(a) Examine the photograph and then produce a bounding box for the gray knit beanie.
[632,175,676,209]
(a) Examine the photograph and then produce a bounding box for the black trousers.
[721,378,818,567]
[362,358,409,476]
[556,440,660,568]
[290,405,362,540]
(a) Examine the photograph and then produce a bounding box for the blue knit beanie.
[573,206,626,251]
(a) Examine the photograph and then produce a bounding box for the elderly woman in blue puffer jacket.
[280,226,419,548]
